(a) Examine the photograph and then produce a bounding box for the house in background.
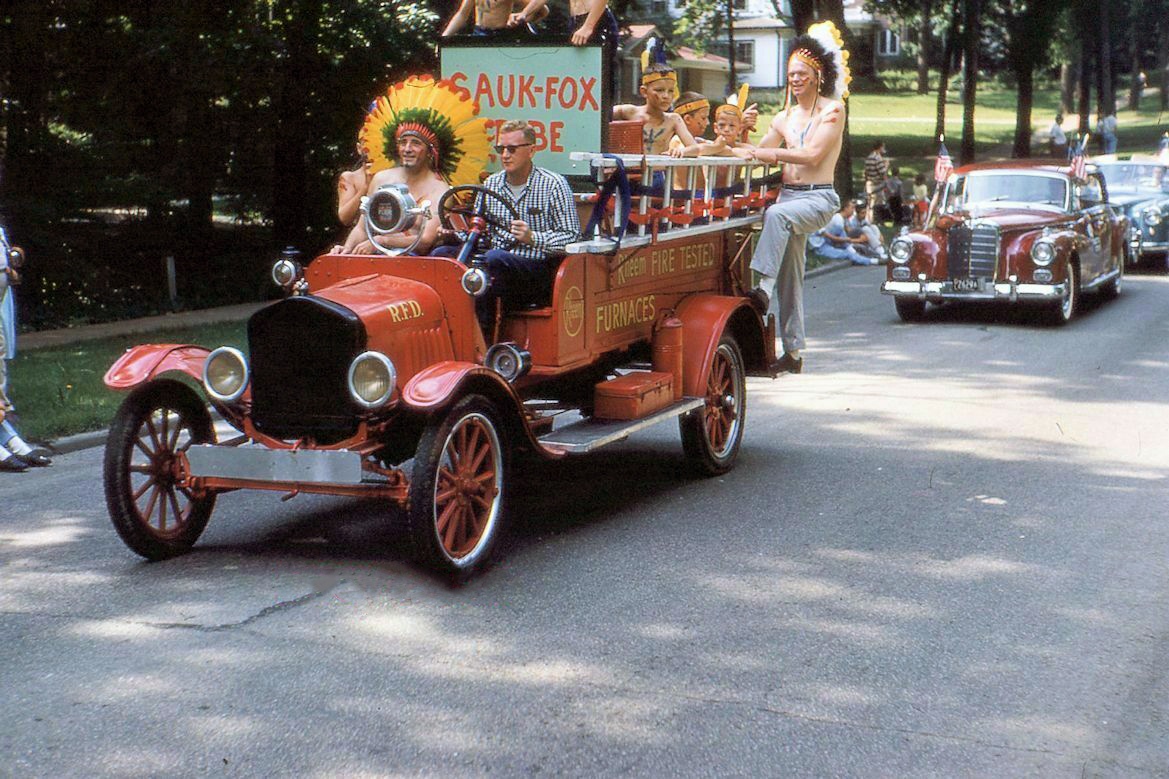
[620,0,906,102]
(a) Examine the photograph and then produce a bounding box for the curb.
[48,260,862,455]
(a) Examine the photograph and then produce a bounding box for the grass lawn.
[751,84,1169,186]
[9,321,247,444]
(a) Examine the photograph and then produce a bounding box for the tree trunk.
[916,0,935,94]
[934,3,960,143]
[789,0,814,33]
[1097,0,1113,116]
[960,0,979,164]
[1012,63,1034,158]
[1078,8,1093,135]
[1060,61,1076,115]
[727,0,736,93]
[1160,16,1169,110]
[1128,4,1142,110]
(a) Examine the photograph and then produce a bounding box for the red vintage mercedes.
[100,52,783,578]
[882,160,1127,325]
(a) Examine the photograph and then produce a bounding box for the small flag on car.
[1069,133,1088,180]
[934,135,952,183]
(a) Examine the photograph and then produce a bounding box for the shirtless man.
[612,64,695,156]
[442,0,546,37]
[336,144,376,228]
[744,26,849,374]
[340,128,449,255]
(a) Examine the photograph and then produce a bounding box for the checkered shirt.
[481,166,580,261]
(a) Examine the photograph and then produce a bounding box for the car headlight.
[271,258,302,288]
[203,347,249,403]
[461,266,490,297]
[890,238,913,263]
[7,245,25,269]
[485,343,531,383]
[347,351,397,409]
[1031,240,1055,266]
[1143,206,1162,226]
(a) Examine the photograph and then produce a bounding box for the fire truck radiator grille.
[247,296,366,443]
[946,223,999,278]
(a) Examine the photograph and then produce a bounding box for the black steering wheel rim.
[438,185,519,243]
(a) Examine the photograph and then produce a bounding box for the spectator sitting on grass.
[843,200,887,261]
[808,201,877,265]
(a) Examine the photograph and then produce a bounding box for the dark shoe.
[770,353,803,374]
[746,288,770,315]
[21,451,52,467]
[0,455,29,472]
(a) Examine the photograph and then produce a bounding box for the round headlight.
[1031,240,1055,266]
[347,351,397,409]
[461,267,490,297]
[7,246,25,269]
[890,238,913,263]
[485,343,532,383]
[1143,206,1162,226]
[271,258,301,288]
[203,347,249,403]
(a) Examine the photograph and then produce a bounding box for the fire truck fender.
[104,344,212,390]
[401,361,557,456]
[673,295,770,396]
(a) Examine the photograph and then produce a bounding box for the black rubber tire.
[406,395,508,578]
[1042,260,1079,326]
[894,298,927,322]
[1102,246,1125,300]
[103,380,217,560]
[680,334,746,476]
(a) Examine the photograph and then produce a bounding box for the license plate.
[951,277,983,292]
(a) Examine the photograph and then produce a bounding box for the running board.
[536,398,705,455]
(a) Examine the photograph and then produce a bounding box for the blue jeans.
[813,241,870,264]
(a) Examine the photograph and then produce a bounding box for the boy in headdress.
[612,45,695,155]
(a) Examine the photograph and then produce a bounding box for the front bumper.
[881,277,1066,303]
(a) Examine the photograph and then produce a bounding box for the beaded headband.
[789,49,823,81]
[674,97,710,117]
[395,122,440,168]
[641,69,678,88]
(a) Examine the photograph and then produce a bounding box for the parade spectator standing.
[910,173,929,228]
[864,140,889,223]
[1098,112,1118,154]
[744,22,851,374]
[1049,113,1067,158]
[885,166,905,227]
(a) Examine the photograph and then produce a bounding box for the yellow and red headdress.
[360,75,490,186]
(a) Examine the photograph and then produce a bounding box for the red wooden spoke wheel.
[408,395,507,577]
[680,334,746,476]
[104,380,217,560]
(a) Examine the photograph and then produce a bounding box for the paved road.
[3,267,1169,777]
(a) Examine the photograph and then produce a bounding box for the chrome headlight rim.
[271,258,302,288]
[347,351,397,410]
[1142,205,1162,226]
[202,346,250,403]
[1031,239,1055,266]
[461,266,490,297]
[485,342,532,383]
[889,237,913,264]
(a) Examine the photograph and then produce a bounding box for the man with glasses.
[449,120,579,331]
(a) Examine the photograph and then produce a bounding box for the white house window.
[735,41,755,73]
[877,26,901,56]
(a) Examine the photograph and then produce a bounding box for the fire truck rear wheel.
[680,334,746,476]
[407,394,508,578]
[103,379,217,560]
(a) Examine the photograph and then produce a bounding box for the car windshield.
[944,173,1069,213]
[1095,162,1169,193]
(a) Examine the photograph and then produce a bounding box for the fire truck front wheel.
[406,394,509,578]
[103,380,217,560]
[679,334,746,476]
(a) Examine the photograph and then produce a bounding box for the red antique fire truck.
[102,42,782,577]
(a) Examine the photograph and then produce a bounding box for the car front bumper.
[881,277,1066,302]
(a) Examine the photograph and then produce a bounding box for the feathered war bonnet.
[787,20,851,102]
[360,75,491,186]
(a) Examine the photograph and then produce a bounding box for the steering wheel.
[437,185,519,251]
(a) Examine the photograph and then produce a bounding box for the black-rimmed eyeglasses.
[494,143,533,155]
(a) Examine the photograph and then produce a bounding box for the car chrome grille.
[248,296,366,443]
[947,223,999,278]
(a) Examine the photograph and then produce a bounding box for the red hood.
[951,208,1074,231]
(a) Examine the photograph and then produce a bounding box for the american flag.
[1069,134,1087,180]
[934,136,953,183]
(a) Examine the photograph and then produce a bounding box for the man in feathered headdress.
[743,21,851,374]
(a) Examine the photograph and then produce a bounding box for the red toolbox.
[593,372,674,421]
